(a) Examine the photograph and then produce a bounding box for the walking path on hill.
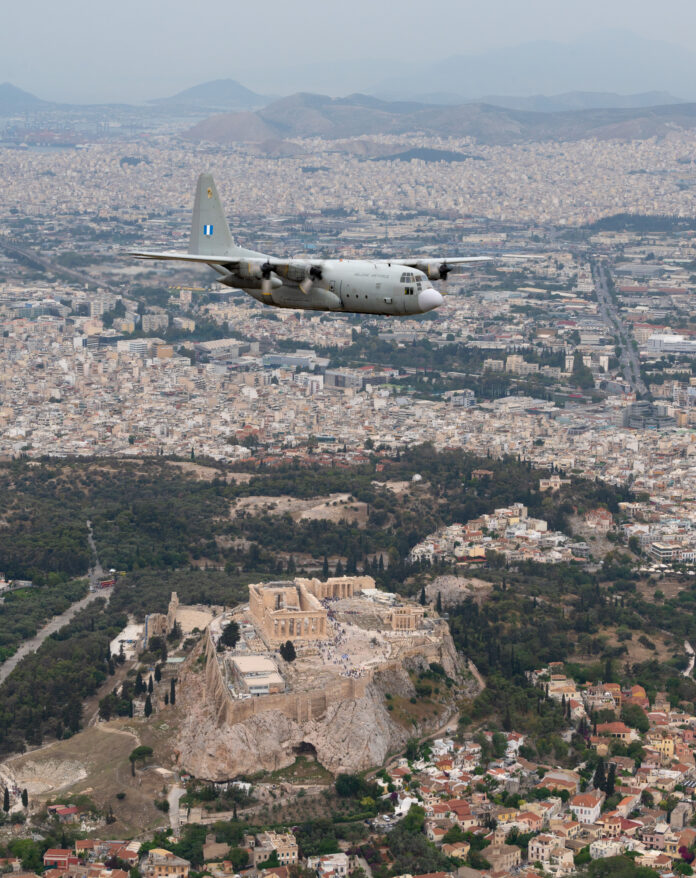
[168,784,186,833]
[683,641,695,678]
[0,521,110,687]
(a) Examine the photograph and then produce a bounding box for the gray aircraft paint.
[131,173,518,317]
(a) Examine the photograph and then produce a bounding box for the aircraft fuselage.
[227,260,443,316]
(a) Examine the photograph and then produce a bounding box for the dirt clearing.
[232,493,368,525]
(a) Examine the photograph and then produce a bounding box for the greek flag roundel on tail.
[188,173,235,257]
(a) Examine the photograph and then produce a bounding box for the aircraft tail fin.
[189,173,237,257]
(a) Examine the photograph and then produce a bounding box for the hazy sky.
[4,0,696,102]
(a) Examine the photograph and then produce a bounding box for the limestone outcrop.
[174,608,462,781]
[175,651,408,779]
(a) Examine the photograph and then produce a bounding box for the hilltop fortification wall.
[203,632,368,725]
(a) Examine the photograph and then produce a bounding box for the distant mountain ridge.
[184,91,696,146]
[374,31,696,103]
[150,78,271,111]
[472,91,682,113]
[0,82,50,113]
[378,91,683,112]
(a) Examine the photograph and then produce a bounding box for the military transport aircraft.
[132,173,527,316]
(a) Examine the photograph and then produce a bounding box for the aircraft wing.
[129,249,243,265]
[399,255,542,267]
[398,254,542,280]
[399,256,492,266]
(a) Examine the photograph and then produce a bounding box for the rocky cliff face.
[174,619,463,782]
[175,654,409,780]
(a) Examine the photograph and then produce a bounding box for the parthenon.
[249,580,329,644]
[248,576,373,644]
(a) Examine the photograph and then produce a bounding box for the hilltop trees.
[219,620,240,650]
[280,640,296,662]
[129,745,153,775]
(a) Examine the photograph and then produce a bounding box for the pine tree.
[21,789,28,808]
[170,679,176,706]
[144,695,152,717]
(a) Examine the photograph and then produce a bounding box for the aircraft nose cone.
[418,288,444,312]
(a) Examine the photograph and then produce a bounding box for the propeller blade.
[299,277,313,294]
[439,262,451,295]
[260,261,274,294]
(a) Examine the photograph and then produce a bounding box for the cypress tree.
[21,789,28,808]
[148,675,153,694]
[170,679,176,706]
[3,788,9,812]
[593,758,606,792]
[322,556,329,578]
[419,586,426,606]
[144,695,152,717]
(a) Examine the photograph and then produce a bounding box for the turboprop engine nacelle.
[416,261,452,281]
[219,273,279,290]
[221,261,282,290]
